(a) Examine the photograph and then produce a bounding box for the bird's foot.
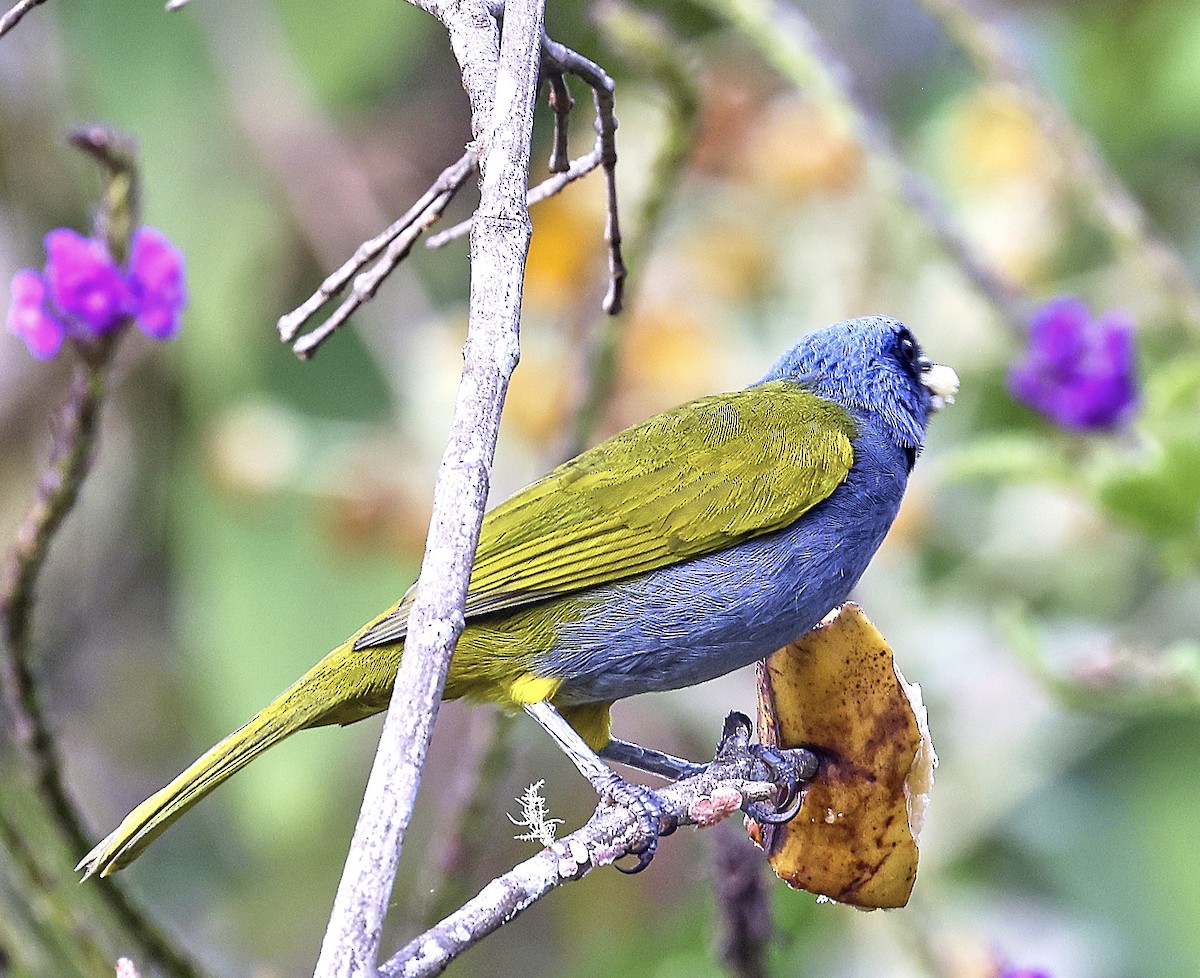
[597,773,674,874]
[743,743,811,823]
[716,712,816,826]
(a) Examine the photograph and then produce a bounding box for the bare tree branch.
[311,1,543,975]
[379,720,808,978]
[282,24,625,356]
[281,150,478,357]
[0,0,48,39]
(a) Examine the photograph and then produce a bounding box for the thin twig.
[279,149,477,350]
[311,0,542,974]
[539,36,625,313]
[427,145,603,248]
[0,0,48,39]
[378,721,806,978]
[703,0,1029,334]
[917,0,1200,329]
[564,2,701,455]
[280,24,626,356]
[427,34,626,313]
[545,70,573,174]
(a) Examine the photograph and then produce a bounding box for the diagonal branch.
[378,721,811,978]
[0,0,48,39]
[917,0,1200,329]
[278,149,478,356]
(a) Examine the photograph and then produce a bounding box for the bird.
[78,315,957,878]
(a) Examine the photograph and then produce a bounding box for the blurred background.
[2,0,1200,976]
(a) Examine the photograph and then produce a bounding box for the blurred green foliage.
[3,1,1200,978]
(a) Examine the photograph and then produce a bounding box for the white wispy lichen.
[508,780,564,846]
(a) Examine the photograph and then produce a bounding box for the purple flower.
[128,226,187,340]
[1008,296,1138,431]
[1000,970,1052,978]
[7,269,67,359]
[44,228,133,336]
[6,225,186,359]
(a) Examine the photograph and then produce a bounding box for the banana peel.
[748,602,936,909]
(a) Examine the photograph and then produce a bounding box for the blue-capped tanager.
[78,316,957,878]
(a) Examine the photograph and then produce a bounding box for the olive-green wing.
[353,381,855,650]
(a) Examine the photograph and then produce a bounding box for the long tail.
[77,639,398,879]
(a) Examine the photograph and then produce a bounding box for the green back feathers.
[354,382,855,651]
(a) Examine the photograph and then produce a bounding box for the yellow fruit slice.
[748,602,936,909]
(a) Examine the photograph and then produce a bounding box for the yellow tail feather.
[77,640,396,878]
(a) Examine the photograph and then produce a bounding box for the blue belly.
[542,420,910,705]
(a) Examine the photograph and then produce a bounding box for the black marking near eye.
[895,327,924,376]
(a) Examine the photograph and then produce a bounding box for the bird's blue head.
[763,316,957,453]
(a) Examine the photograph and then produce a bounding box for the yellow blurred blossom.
[206,401,302,500]
[608,301,726,429]
[740,97,865,199]
[947,85,1054,188]
[680,220,777,300]
[523,185,606,315]
[940,86,1064,285]
[501,345,571,443]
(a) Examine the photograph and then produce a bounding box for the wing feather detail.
[353,381,855,651]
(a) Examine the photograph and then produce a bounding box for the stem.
[0,127,210,978]
[2,363,105,852]
[702,0,1028,333]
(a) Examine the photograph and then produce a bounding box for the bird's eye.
[896,329,920,368]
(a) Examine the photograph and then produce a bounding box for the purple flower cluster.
[1008,296,1137,432]
[6,227,186,360]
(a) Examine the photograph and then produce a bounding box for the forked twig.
[278,149,478,352]
[280,24,626,358]
[431,35,627,314]
[542,36,625,314]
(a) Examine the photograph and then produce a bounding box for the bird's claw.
[600,775,668,874]
[744,790,804,825]
[743,743,815,825]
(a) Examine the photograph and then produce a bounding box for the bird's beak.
[917,356,959,412]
